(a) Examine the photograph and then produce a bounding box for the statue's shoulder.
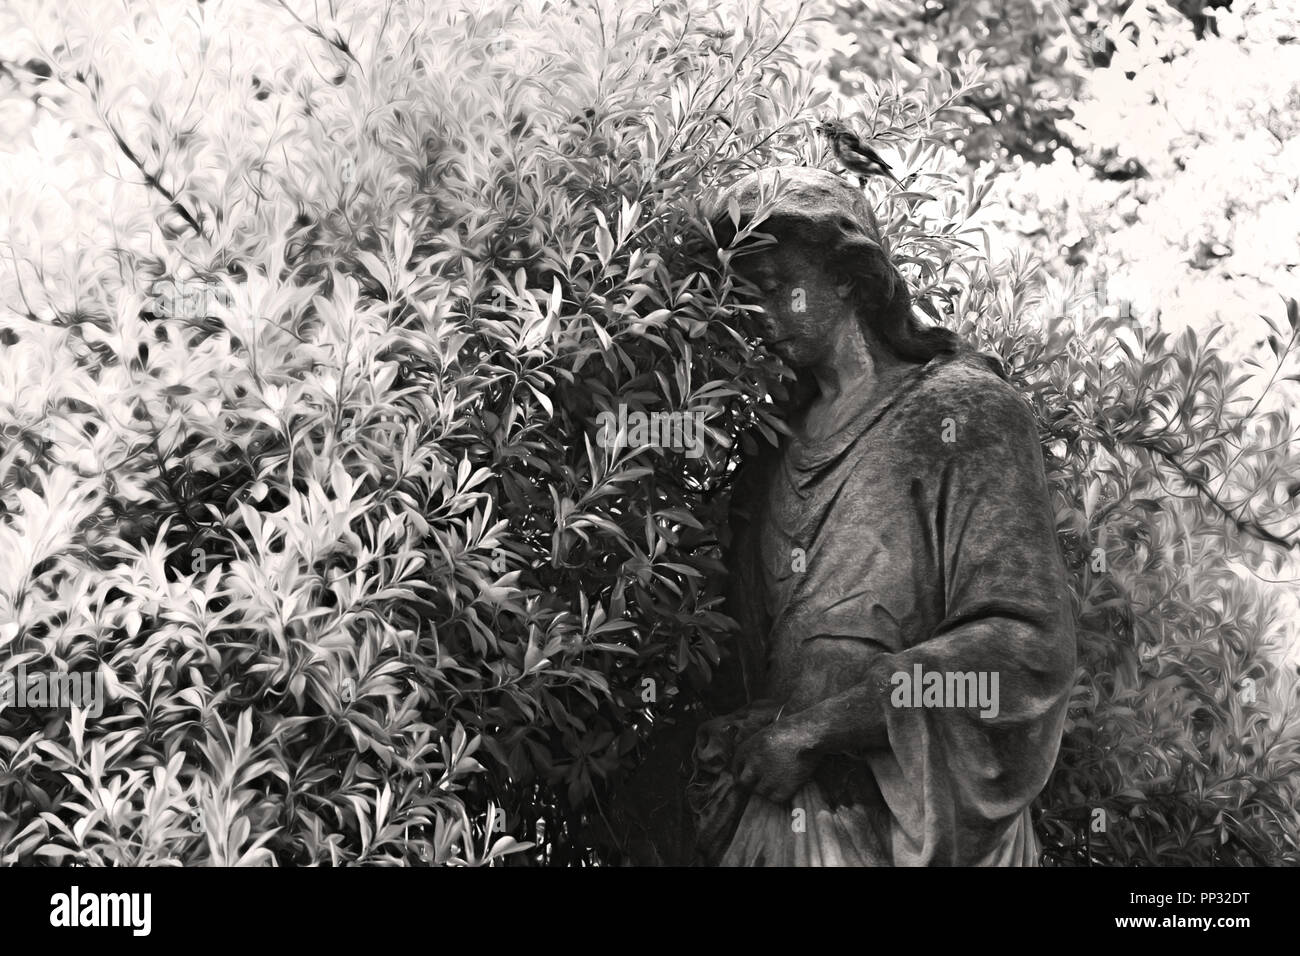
[901,352,1037,444]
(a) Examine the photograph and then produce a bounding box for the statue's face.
[736,243,855,368]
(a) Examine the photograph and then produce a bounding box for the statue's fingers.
[736,760,759,791]
[768,781,798,805]
[748,760,784,800]
[731,737,756,771]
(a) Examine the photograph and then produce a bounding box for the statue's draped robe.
[711,353,1076,866]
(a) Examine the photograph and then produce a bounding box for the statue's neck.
[792,329,919,443]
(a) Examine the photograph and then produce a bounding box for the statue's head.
[709,166,959,368]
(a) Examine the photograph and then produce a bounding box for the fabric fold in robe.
[707,351,1076,866]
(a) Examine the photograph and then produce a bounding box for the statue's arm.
[782,379,1075,765]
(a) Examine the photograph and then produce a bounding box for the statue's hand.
[734,716,820,805]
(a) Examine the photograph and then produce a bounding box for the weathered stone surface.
[687,165,1076,866]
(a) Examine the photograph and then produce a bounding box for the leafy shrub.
[0,0,835,865]
[955,266,1300,863]
[2,0,1297,868]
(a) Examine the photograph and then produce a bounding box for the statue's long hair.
[711,209,998,372]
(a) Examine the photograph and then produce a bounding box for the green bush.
[955,265,1300,864]
[0,0,834,865]
[2,0,1297,866]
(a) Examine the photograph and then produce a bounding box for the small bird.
[815,119,903,187]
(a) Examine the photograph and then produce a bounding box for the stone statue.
[688,167,1077,866]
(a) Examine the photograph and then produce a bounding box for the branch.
[961,93,999,126]
[1151,444,1299,552]
[275,0,362,70]
[103,122,205,237]
[70,68,205,237]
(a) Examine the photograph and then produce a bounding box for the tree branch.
[1151,444,1299,552]
[103,121,204,237]
[71,69,205,237]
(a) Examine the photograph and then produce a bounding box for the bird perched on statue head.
[815,119,902,187]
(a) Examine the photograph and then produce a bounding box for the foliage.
[828,0,1300,360]
[0,0,815,865]
[825,0,1093,165]
[958,268,1300,864]
[2,0,1299,868]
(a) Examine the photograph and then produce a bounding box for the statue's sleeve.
[861,377,1076,865]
